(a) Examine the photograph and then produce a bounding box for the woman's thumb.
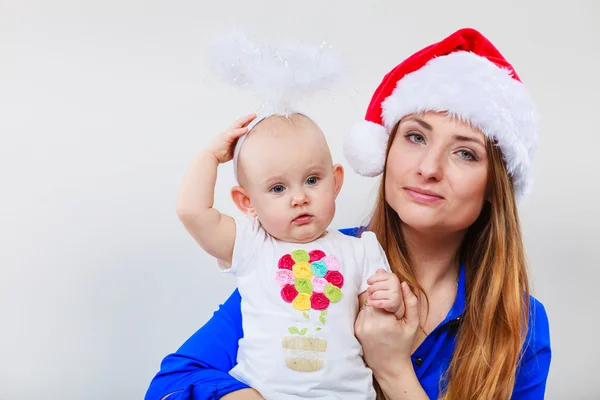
[401,282,419,328]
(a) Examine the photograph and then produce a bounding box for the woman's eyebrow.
[453,134,486,147]
[401,117,433,131]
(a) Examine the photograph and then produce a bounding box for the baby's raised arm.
[176,114,255,265]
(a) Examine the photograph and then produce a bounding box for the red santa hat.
[343,28,539,199]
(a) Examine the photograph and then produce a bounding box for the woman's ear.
[231,186,256,216]
[332,164,344,198]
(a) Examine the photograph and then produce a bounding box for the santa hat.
[343,28,539,199]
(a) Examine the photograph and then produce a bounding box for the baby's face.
[237,115,343,243]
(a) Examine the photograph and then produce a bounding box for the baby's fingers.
[366,298,388,309]
[368,298,396,313]
[232,113,257,129]
[367,281,390,294]
[367,270,393,285]
[227,126,249,140]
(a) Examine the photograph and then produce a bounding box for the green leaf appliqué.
[288,326,299,334]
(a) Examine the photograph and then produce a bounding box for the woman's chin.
[396,207,445,233]
[401,219,443,234]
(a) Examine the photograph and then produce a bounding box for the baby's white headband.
[231,112,267,183]
[208,31,347,183]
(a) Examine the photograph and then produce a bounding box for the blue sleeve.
[339,226,362,237]
[144,289,249,400]
[511,297,552,399]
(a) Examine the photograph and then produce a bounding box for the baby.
[177,112,404,399]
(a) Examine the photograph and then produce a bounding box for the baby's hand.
[366,269,405,320]
[206,114,256,164]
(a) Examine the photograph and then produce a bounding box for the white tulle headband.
[208,31,347,183]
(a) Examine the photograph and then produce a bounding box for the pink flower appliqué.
[324,255,341,271]
[276,249,344,312]
[310,276,328,293]
[310,292,330,310]
[275,269,294,287]
[281,284,298,303]
[324,270,344,288]
[309,250,326,262]
[278,254,295,270]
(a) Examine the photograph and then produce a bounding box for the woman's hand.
[355,282,420,381]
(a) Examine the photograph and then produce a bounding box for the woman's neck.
[401,224,464,294]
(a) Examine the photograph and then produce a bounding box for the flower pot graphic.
[281,335,328,372]
[275,249,344,372]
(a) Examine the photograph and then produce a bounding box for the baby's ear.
[231,186,256,216]
[332,164,344,197]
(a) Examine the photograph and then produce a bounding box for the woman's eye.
[270,185,285,193]
[306,176,318,185]
[407,133,425,143]
[457,150,476,161]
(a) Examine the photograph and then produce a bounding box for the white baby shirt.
[221,216,392,399]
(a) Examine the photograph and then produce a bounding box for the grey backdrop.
[1,0,598,399]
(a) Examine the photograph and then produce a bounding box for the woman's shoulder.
[523,295,551,359]
[333,228,389,267]
[513,295,552,393]
[338,226,364,237]
[335,227,380,248]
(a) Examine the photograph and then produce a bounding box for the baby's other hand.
[366,269,405,320]
[206,113,256,163]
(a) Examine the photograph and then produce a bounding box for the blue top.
[145,228,551,400]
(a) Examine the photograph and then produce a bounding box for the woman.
[146,28,551,400]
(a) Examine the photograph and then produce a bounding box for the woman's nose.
[417,149,444,182]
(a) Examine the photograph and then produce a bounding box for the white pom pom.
[343,121,389,177]
[208,30,346,115]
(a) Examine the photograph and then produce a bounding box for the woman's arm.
[511,297,551,399]
[145,290,250,400]
[374,361,429,400]
[356,282,429,400]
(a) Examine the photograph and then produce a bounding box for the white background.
[1,1,599,399]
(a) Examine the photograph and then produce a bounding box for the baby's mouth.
[292,214,313,225]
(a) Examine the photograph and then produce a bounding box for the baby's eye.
[270,185,286,194]
[306,176,319,185]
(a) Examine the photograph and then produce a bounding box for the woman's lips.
[403,187,445,204]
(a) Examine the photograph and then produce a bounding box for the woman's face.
[385,112,489,235]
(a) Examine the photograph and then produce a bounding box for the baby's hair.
[236,113,332,187]
[249,114,327,150]
[252,113,318,131]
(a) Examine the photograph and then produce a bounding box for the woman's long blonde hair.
[367,121,530,400]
